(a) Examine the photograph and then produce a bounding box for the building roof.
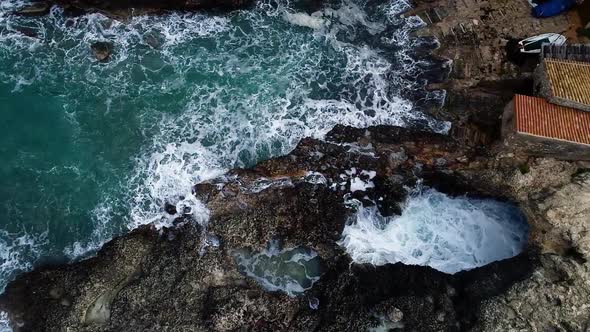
[544,58,590,109]
[514,94,590,145]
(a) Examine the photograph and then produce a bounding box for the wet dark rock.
[48,287,63,299]
[61,4,87,16]
[59,297,71,307]
[90,41,113,62]
[0,0,573,328]
[163,202,177,215]
[143,32,164,49]
[14,26,39,38]
[15,2,51,16]
[386,306,403,322]
[2,123,585,331]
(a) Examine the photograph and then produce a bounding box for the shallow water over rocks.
[233,242,322,297]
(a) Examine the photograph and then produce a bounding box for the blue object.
[532,0,576,18]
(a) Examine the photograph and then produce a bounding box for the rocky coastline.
[2,123,588,331]
[2,0,590,331]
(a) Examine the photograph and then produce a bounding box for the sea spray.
[339,187,529,273]
[0,311,9,332]
[0,230,48,292]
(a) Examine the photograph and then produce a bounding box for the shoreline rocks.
[0,126,536,331]
[0,124,588,331]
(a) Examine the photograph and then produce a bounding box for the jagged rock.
[0,228,155,331]
[2,125,587,331]
[90,42,113,62]
[478,254,590,331]
[15,2,50,16]
[531,172,590,259]
[163,202,177,215]
[457,157,588,256]
[14,26,39,38]
[5,0,588,328]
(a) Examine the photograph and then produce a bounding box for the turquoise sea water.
[0,0,446,302]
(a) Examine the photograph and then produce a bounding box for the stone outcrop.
[414,0,588,151]
[457,155,590,258]
[0,124,588,331]
[459,159,590,331]
[479,253,590,331]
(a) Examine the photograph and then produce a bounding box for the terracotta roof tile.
[514,94,590,145]
[544,59,590,108]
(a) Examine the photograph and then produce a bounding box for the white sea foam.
[63,201,121,259]
[344,168,376,192]
[350,177,374,192]
[0,0,458,327]
[0,311,9,332]
[324,0,387,35]
[304,172,328,185]
[0,229,48,291]
[0,0,446,239]
[0,6,231,88]
[283,12,326,30]
[339,187,529,274]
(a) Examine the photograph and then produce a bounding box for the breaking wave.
[339,187,529,274]
[0,230,47,291]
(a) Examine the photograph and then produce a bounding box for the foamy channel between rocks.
[340,187,529,274]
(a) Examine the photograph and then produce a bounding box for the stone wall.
[533,62,550,97]
[502,132,590,161]
[501,100,516,138]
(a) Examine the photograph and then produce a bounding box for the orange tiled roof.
[514,94,590,145]
[544,58,590,107]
